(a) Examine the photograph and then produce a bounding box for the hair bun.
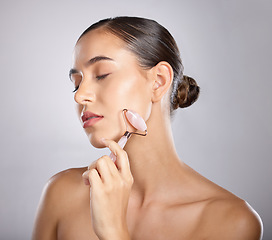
[173,75,200,109]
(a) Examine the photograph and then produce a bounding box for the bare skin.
[32,29,263,240]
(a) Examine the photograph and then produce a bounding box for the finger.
[88,161,97,170]
[88,168,102,191]
[101,154,121,176]
[82,170,91,185]
[96,156,116,183]
[102,139,131,178]
[83,161,98,186]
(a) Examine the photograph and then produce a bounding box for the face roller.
[109,109,147,161]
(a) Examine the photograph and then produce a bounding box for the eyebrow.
[69,55,114,80]
[88,55,114,65]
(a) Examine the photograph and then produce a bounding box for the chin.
[87,133,122,149]
[89,137,105,149]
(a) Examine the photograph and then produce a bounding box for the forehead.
[73,29,131,65]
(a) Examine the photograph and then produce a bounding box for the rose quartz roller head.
[125,109,147,132]
[109,109,147,161]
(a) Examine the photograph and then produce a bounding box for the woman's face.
[70,29,153,148]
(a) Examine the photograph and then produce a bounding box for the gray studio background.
[0,0,271,239]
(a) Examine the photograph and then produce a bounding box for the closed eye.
[96,73,110,80]
[72,73,111,93]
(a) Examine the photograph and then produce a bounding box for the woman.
[32,16,263,240]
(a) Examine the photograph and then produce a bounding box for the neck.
[124,105,183,205]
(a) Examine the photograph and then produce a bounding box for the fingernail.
[82,170,90,185]
[82,170,89,178]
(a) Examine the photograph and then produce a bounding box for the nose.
[74,81,96,105]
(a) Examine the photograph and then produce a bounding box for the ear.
[151,61,173,102]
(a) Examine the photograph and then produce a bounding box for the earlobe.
[151,61,173,102]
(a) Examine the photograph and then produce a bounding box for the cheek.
[108,75,152,121]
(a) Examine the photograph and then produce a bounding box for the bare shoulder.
[180,164,263,239]
[47,167,87,192]
[42,167,88,207]
[200,195,263,240]
[32,167,88,240]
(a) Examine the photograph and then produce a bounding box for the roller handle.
[109,135,128,162]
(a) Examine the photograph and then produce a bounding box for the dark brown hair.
[78,16,200,114]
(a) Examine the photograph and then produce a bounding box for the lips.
[81,111,104,128]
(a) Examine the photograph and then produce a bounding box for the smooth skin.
[32,29,263,240]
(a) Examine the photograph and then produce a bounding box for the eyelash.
[72,73,110,93]
[96,73,110,80]
[72,86,79,93]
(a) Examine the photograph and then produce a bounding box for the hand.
[82,139,133,240]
